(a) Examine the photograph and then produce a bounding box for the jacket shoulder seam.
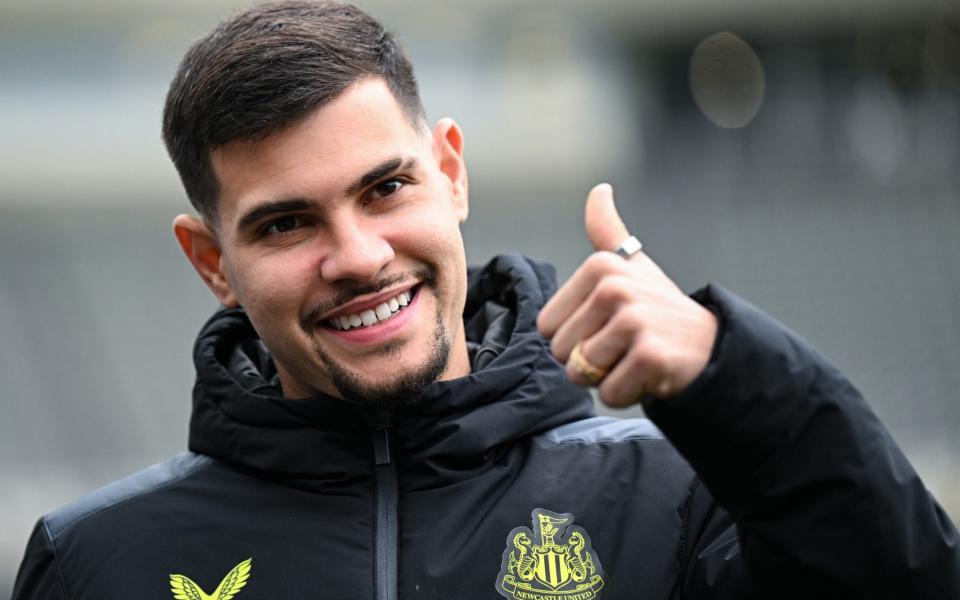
[677,474,702,586]
[45,453,215,541]
[543,434,667,445]
[537,416,666,446]
[41,518,73,600]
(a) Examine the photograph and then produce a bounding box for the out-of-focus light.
[846,77,907,181]
[689,32,765,129]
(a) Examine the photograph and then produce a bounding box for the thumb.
[585,183,630,252]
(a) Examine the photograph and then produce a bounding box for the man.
[13,2,959,599]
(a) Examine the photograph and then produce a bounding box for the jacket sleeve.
[644,285,960,599]
[11,519,69,600]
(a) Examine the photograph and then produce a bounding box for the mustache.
[299,268,435,331]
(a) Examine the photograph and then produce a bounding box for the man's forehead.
[212,78,422,174]
[210,78,429,221]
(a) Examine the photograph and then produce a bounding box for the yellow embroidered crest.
[496,509,605,600]
[169,557,252,600]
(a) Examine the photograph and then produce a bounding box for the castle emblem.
[496,508,605,600]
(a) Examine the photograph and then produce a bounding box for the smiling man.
[12,2,960,600]
[173,78,472,408]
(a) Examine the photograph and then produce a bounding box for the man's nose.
[319,218,395,283]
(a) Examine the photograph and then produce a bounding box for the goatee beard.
[310,288,450,417]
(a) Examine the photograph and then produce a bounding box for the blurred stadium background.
[2,0,958,593]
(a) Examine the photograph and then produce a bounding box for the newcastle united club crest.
[496,508,606,600]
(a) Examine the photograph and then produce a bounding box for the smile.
[326,288,416,331]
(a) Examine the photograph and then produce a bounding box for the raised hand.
[536,184,718,407]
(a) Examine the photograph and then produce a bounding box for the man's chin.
[315,319,451,416]
[330,351,449,416]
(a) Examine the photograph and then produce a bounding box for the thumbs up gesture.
[537,184,718,407]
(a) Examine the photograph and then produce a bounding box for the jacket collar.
[188,253,594,492]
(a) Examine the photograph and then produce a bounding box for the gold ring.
[568,341,608,385]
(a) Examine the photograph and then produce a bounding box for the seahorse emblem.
[508,532,537,581]
[567,531,596,582]
[169,557,252,600]
[496,509,606,600]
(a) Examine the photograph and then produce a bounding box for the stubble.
[308,280,451,415]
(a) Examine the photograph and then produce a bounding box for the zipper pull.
[373,428,392,465]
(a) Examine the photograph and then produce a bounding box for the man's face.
[198,78,471,403]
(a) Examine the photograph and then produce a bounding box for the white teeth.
[327,288,416,331]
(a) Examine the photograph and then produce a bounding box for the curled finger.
[596,342,664,408]
[550,274,642,362]
[538,251,630,339]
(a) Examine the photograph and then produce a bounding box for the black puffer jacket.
[13,254,960,599]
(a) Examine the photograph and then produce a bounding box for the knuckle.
[565,363,586,386]
[628,343,673,395]
[592,278,619,306]
[598,363,653,408]
[626,349,648,373]
[583,251,621,278]
[593,275,633,307]
[625,341,661,377]
[535,312,551,336]
[550,337,567,361]
[614,303,646,331]
[597,381,631,408]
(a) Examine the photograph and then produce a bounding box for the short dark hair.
[162,0,426,223]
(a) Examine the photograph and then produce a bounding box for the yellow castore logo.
[169,557,252,600]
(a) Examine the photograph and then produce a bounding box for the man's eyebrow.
[235,156,418,233]
[236,198,313,233]
[345,156,418,196]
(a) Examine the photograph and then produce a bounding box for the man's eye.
[262,215,301,236]
[369,178,404,201]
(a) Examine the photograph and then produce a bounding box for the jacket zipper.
[373,428,398,600]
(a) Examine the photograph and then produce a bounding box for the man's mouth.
[325,287,417,331]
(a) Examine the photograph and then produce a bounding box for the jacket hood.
[188,253,594,492]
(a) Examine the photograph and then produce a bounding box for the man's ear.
[172,214,239,307]
[431,117,469,222]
